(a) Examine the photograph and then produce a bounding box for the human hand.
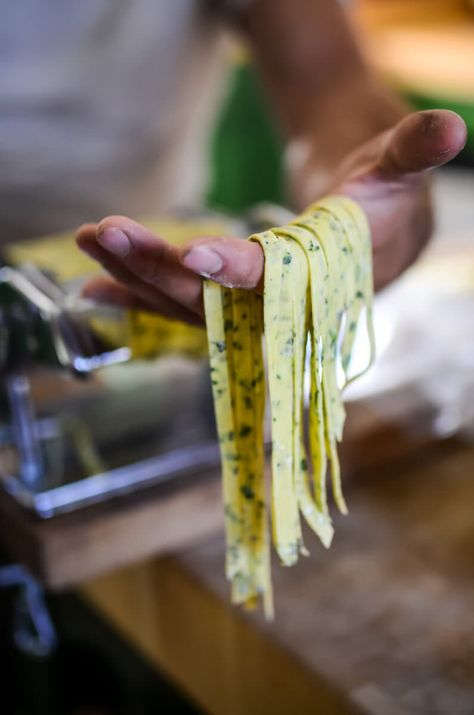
[321,109,467,290]
[77,109,466,322]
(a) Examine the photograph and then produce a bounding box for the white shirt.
[0,0,241,240]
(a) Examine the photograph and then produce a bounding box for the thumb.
[180,236,264,291]
[381,109,467,175]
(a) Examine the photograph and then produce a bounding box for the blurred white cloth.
[0,0,244,240]
[345,169,474,440]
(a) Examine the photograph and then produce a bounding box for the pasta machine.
[0,258,221,517]
[0,208,287,518]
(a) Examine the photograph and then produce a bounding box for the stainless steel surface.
[0,228,215,516]
[6,374,43,487]
[0,264,130,374]
[3,441,221,518]
[0,357,218,518]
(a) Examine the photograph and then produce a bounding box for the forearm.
[283,73,408,206]
[242,0,408,205]
[76,6,467,318]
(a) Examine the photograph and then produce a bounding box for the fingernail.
[97,228,131,258]
[182,246,223,277]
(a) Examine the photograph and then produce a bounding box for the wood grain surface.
[0,471,223,589]
[83,438,474,715]
[0,399,430,590]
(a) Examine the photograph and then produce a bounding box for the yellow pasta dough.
[204,196,375,617]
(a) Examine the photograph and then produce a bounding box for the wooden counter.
[0,470,223,589]
[82,436,474,715]
[1,402,473,713]
[0,400,430,589]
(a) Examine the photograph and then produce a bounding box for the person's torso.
[0,0,227,240]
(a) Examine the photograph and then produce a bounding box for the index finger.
[77,217,265,314]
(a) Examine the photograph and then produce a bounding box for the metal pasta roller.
[0,208,286,518]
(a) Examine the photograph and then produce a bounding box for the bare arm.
[77,0,467,316]
[242,0,406,199]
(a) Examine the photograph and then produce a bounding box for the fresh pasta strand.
[251,231,304,567]
[204,281,273,616]
[293,210,350,514]
[204,196,375,616]
[203,283,246,587]
[276,226,333,547]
